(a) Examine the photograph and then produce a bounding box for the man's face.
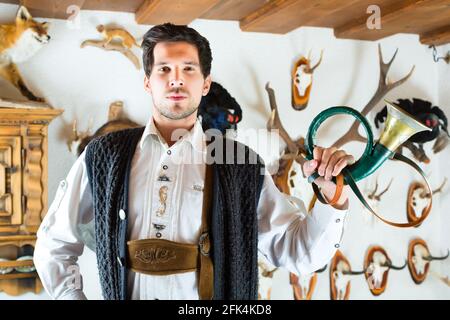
[144,41,211,120]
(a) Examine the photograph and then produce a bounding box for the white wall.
[0,3,449,300]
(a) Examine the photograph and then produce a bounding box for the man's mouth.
[168,95,187,101]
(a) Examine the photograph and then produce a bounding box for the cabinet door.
[0,136,22,226]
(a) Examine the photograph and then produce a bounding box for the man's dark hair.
[142,23,212,78]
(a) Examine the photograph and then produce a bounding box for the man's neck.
[152,113,197,147]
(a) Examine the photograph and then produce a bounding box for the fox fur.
[0,6,50,102]
[96,24,140,49]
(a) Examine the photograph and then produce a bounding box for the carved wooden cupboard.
[0,98,62,296]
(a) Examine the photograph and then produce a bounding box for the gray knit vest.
[85,127,265,300]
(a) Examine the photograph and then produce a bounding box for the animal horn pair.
[423,249,450,261]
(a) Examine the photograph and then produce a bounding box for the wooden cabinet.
[0,98,62,296]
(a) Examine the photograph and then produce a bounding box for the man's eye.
[184,66,194,71]
[159,67,170,72]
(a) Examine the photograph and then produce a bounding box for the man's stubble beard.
[155,96,199,120]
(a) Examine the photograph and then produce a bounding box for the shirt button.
[335,218,341,223]
[335,244,340,248]
[163,165,168,170]
[167,150,171,155]
[119,209,126,220]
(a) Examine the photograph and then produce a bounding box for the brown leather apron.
[126,165,214,299]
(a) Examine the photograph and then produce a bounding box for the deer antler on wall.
[363,177,393,225]
[332,44,415,149]
[266,44,414,169]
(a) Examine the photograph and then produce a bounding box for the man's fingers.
[318,147,337,176]
[313,146,324,162]
[332,155,355,176]
[303,159,318,176]
[325,150,347,180]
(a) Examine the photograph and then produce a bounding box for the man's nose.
[169,79,184,87]
[169,69,184,87]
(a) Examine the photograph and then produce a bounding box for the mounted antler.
[67,118,93,154]
[332,44,415,148]
[420,177,447,198]
[307,49,323,73]
[368,178,393,201]
[266,82,306,163]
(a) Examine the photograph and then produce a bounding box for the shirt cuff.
[57,290,88,300]
[309,200,348,233]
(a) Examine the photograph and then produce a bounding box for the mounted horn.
[407,178,446,227]
[290,272,318,300]
[423,249,449,261]
[384,260,407,270]
[329,250,357,300]
[342,268,367,275]
[257,260,278,300]
[315,264,327,273]
[364,246,403,296]
[408,238,430,284]
[406,239,449,284]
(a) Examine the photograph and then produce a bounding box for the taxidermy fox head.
[0,6,50,64]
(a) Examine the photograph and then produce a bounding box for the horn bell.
[378,100,431,152]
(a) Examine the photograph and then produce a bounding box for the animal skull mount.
[257,260,278,300]
[291,50,323,111]
[364,246,407,296]
[363,177,393,225]
[407,238,449,284]
[407,178,446,227]
[330,250,365,300]
[290,264,326,300]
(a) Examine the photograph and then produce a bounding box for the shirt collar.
[139,117,205,153]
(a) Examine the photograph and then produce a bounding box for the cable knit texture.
[85,127,265,300]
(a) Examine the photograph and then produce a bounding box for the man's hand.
[302,146,355,209]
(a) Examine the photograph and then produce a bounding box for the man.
[34,23,354,300]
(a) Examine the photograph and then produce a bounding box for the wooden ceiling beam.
[21,0,86,20]
[83,0,145,13]
[420,26,450,46]
[135,0,220,25]
[334,0,436,41]
[239,0,308,34]
[201,0,268,21]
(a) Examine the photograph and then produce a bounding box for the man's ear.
[144,76,152,94]
[16,6,31,24]
[202,75,212,96]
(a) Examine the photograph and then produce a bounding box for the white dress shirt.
[34,118,347,300]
